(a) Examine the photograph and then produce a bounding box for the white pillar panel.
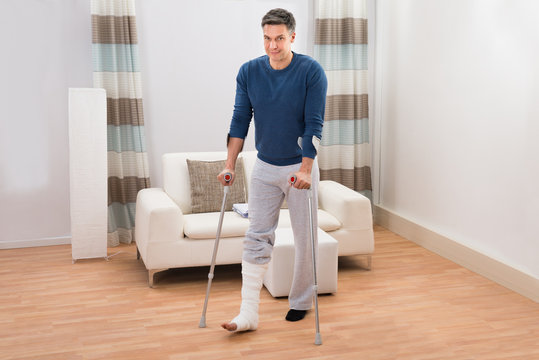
[68,88,108,261]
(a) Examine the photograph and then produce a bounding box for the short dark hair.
[261,8,296,34]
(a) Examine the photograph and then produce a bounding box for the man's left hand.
[291,170,311,189]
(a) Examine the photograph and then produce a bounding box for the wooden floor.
[1,225,538,360]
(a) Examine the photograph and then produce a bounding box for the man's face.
[263,24,295,66]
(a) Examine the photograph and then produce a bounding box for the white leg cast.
[229,260,268,332]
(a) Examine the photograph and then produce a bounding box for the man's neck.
[270,52,294,70]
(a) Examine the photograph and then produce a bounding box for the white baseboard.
[0,236,71,250]
[374,205,539,303]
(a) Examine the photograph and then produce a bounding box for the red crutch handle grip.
[289,175,297,185]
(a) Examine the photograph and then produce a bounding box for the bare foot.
[221,322,238,332]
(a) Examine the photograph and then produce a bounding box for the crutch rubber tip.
[199,317,207,328]
[315,333,322,345]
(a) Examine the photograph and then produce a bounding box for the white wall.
[374,0,539,279]
[0,0,93,247]
[136,0,313,187]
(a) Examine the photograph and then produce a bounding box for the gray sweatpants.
[243,157,319,310]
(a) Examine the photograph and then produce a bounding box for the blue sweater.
[229,52,328,166]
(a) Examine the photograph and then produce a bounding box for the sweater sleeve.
[302,61,328,159]
[229,63,253,139]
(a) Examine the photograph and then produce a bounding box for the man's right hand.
[217,169,235,186]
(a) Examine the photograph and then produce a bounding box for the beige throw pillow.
[186,158,247,214]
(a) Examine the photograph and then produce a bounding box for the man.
[219,8,327,332]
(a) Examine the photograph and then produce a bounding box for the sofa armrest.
[135,188,184,256]
[318,180,373,230]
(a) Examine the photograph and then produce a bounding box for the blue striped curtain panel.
[315,0,372,198]
[91,0,151,246]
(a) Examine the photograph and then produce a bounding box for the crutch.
[199,172,232,328]
[289,175,322,345]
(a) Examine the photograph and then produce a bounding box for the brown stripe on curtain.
[92,15,138,44]
[315,18,368,45]
[320,167,372,191]
[325,94,369,121]
[108,176,151,205]
[107,98,144,126]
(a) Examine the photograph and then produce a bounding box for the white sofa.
[135,151,374,287]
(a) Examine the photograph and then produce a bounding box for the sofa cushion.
[183,212,250,239]
[183,209,341,239]
[186,158,247,213]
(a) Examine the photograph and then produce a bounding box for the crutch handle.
[289,174,297,185]
[222,172,232,194]
[288,174,312,193]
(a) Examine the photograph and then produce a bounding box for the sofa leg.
[366,255,372,271]
[356,255,372,270]
[136,247,141,260]
[148,269,167,288]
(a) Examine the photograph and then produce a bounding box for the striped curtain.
[315,0,371,198]
[91,0,150,246]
